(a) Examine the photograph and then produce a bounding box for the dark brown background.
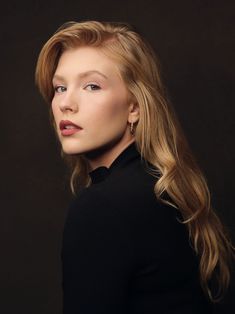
[1,0,234,313]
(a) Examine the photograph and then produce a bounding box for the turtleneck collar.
[88,142,140,184]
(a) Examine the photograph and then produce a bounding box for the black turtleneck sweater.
[61,142,213,313]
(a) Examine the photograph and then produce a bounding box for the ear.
[128,102,139,123]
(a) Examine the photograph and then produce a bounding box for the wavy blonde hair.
[35,20,234,301]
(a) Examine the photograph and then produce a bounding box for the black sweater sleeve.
[61,188,134,314]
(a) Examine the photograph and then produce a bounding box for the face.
[51,46,138,168]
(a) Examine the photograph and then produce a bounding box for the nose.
[59,90,78,113]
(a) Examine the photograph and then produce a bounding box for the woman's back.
[62,142,213,313]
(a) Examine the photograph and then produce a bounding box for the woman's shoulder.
[68,187,117,218]
[65,175,193,268]
[69,172,182,236]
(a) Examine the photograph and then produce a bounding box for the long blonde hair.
[35,20,234,301]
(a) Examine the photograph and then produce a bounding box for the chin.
[63,150,80,155]
[61,142,98,155]
[61,144,82,155]
[60,137,122,156]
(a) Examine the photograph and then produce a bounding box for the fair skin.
[51,46,139,171]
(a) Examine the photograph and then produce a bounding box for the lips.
[59,120,82,136]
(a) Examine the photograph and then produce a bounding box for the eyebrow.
[52,70,108,81]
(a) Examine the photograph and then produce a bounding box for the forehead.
[55,46,122,79]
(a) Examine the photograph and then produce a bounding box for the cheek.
[87,94,128,126]
[87,106,123,133]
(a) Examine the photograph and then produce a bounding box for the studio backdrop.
[1,1,234,313]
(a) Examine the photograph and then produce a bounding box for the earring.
[130,122,134,135]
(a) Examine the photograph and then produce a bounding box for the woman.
[35,21,234,313]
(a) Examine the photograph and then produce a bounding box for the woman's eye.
[85,84,101,91]
[54,86,67,93]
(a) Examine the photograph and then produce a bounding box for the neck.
[85,138,135,172]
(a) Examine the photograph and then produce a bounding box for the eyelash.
[84,83,101,91]
[53,83,101,93]
[54,85,67,93]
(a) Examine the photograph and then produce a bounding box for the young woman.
[35,21,234,313]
